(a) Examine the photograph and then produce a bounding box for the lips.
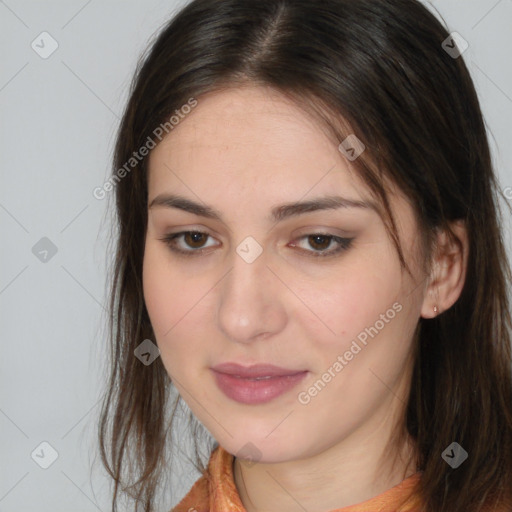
[211,362,308,404]
[212,362,305,378]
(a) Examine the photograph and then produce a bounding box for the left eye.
[159,231,354,258]
[290,234,354,257]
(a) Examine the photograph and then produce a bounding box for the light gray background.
[1,1,511,511]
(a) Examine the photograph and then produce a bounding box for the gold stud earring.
[433,305,438,314]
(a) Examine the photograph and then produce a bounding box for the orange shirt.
[171,445,424,512]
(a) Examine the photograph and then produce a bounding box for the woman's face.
[143,85,428,463]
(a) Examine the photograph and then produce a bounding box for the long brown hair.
[98,0,512,510]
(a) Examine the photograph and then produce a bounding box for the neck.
[233,399,418,512]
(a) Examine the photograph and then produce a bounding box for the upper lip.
[211,362,306,378]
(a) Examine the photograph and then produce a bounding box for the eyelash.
[159,231,354,258]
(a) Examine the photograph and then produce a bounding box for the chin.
[217,429,307,465]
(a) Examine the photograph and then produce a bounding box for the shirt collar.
[206,445,423,512]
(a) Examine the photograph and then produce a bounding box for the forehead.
[147,85,369,203]
[145,86,421,259]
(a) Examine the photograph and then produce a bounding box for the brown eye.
[183,232,208,249]
[160,231,353,259]
[159,231,218,256]
[291,233,354,258]
[307,235,333,251]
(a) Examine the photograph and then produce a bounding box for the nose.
[216,245,288,345]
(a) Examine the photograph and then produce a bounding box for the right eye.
[159,231,219,256]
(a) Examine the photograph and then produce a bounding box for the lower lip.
[211,370,308,405]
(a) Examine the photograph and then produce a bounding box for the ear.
[420,220,469,319]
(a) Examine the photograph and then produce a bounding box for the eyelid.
[159,230,354,259]
[159,230,219,256]
[289,233,354,258]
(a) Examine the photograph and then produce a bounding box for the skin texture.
[143,85,468,512]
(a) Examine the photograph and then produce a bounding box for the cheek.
[292,255,404,354]
[142,240,216,380]
[143,242,198,344]
[143,243,172,336]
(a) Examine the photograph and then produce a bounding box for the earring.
[433,305,438,314]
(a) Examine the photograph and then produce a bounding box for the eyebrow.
[148,193,377,223]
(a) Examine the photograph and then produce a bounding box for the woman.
[98,0,512,511]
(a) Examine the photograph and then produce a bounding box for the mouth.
[211,362,308,404]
